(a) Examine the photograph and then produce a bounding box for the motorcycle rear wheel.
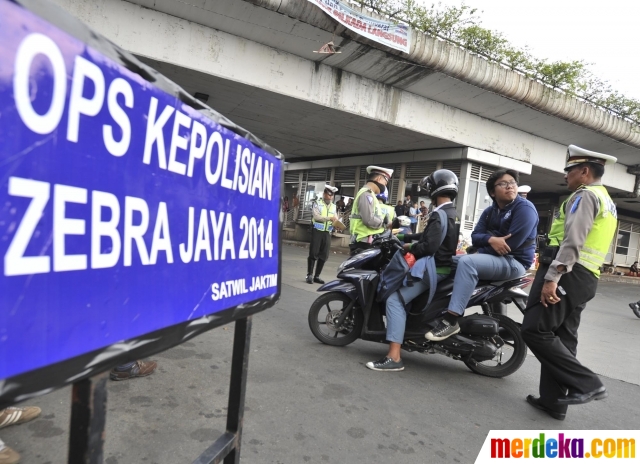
[308,292,363,346]
[464,314,527,378]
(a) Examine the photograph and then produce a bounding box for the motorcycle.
[308,232,532,378]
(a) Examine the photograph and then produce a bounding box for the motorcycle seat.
[434,276,455,294]
[478,274,527,287]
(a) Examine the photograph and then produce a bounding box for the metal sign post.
[193,316,252,464]
[68,373,108,463]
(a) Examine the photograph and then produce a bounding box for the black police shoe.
[306,274,313,284]
[556,386,607,406]
[313,276,325,284]
[629,302,640,318]
[526,395,566,421]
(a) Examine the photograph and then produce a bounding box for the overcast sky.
[434,0,640,100]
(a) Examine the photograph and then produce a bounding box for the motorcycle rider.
[522,146,617,420]
[425,169,538,342]
[349,166,394,255]
[366,170,460,371]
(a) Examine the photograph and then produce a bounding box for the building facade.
[284,150,640,269]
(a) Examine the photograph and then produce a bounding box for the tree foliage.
[352,0,640,125]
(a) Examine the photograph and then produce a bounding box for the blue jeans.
[448,254,525,315]
[386,274,448,343]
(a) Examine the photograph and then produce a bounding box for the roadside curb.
[283,242,640,285]
[599,274,640,285]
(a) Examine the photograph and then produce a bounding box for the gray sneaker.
[629,302,640,318]
[365,357,404,372]
[425,319,460,341]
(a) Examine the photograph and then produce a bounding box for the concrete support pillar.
[456,161,472,228]
[296,172,304,221]
[396,163,407,202]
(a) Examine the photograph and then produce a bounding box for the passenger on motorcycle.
[366,169,460,371]
[425,169,538,342]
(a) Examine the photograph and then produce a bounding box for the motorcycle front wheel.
[308,292,364,346]
[464,314,527,378]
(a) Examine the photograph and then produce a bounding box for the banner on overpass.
[308,0,411,53]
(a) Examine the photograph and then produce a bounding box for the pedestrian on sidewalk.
[0,405,42,463]
[110,360,158,381]
[409,202,419,233]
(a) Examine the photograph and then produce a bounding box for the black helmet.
[419,169,459,200]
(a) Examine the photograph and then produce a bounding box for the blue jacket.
[471,195,538,268]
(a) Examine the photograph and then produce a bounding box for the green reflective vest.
[350,186,384,242]
[312,200,337,232]
[548,184,617,278]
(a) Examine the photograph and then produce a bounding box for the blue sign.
[0,0,281,383]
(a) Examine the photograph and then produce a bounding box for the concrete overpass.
[48,0,640,264]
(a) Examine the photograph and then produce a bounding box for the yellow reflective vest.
[349,187,384,242]
[548,184,617,278]
[312,200,337,232]
[379,204,395,224]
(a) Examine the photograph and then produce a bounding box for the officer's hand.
[383,214,390,225]
[541,281,560,308]
[488,234,512,255]
[331,216,339,222]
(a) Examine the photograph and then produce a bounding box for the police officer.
[307,185,339,284]
[349,166,394,255]
[376,187,394,228]
[521,145,618,421]
[517,185,531,198]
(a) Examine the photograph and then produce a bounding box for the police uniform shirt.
[545,182,603,283]
[356,189,384,229]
